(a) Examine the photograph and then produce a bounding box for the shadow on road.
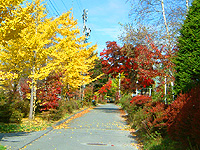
[93,107,121,114]
[0,132,29,142]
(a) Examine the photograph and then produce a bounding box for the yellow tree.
[41,11,98,96]
[0,0,26,89]
[0,0,45,84]
[0,0,58,119]
[0,0,98,119]
[0,0,29,45]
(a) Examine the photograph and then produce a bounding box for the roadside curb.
[18,107,90,150]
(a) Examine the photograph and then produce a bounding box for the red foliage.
[138,76,154,88]
[130,86,200,148]
[66,91,74,99]
[130,95,168,135]
[100,42,139,90]
[130,95,152,107]
[100,41,132,77]
[167,86,200,147]
[98,79,112,94]
[100,40,173,90]
[38,73,63,111]
[93,95,97,100]
[20,78,31,99]
[146,102,169,133]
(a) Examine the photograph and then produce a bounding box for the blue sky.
[41,0,132,54]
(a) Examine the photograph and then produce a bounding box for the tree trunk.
[186,0,189,12]
[160,0,170,46]
[29,59,36,120]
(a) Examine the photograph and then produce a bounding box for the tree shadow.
[0,132,30,142]
[93,107,121,114]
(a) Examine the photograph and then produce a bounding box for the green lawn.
[0,145,6,150]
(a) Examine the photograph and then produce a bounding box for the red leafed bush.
[130,95,152,107]
[130,95,168,135]
[167,86,200,147]
[145,102,169,135]
[38,74,63,111]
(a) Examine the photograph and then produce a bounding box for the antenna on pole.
[80,9,91,105]
[82,9,91,43]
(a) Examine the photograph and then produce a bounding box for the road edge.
[18,107,91,150]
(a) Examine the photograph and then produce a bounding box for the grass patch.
[134,130,184,150]
[143,136,183,150]
[0,145,6,150]
[0,117,52,133]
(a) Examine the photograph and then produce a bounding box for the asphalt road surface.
[1,104,138,150]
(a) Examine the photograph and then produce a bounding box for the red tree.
[98,79,112,94]
[100,39,175,94]
[100,41,155,90]
[37,73,63,111]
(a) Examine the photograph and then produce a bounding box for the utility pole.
[82,9,91,43]
[80,9,91,105]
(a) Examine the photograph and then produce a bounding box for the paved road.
[0,104,138,150]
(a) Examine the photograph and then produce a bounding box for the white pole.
[164,76,167,104]
[171,82,174,101]
[136,80,138,95]
[119,73,121,101]
[149,88,152,96]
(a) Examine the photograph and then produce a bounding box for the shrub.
[130,95,152,108]
[129,107,149,130]
[167,86,200,148]
[128,95,152,132]
[145,101,168,136]
[0,104,24,123]
[0,90,25,123]
[129,95,169,136]
[143,135,184,150]
[120,94,132,110]
[0,144,6,150]
[40,100,81,121]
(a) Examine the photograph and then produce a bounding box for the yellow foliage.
[0,71,18,88]
[0,0,97,92]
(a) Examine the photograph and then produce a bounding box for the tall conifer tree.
[174,0,200,94]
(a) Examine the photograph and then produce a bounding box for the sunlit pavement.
[0,104,138,150]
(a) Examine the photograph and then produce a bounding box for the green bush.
[0,144,6,150]
[120,94,132,110]
[0,104,12,123]
[9,109,23,123]
[0,90,27,123]
[0,104,24,123]
[143,135,184,150]
[0,106,24,123]
[15,99,30,117]
[40,100,82,121]
[129,107,149,130]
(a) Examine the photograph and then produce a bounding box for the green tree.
[174,0,200,94]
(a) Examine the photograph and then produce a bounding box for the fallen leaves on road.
[119,106,143,150]
[53,108,92,129]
